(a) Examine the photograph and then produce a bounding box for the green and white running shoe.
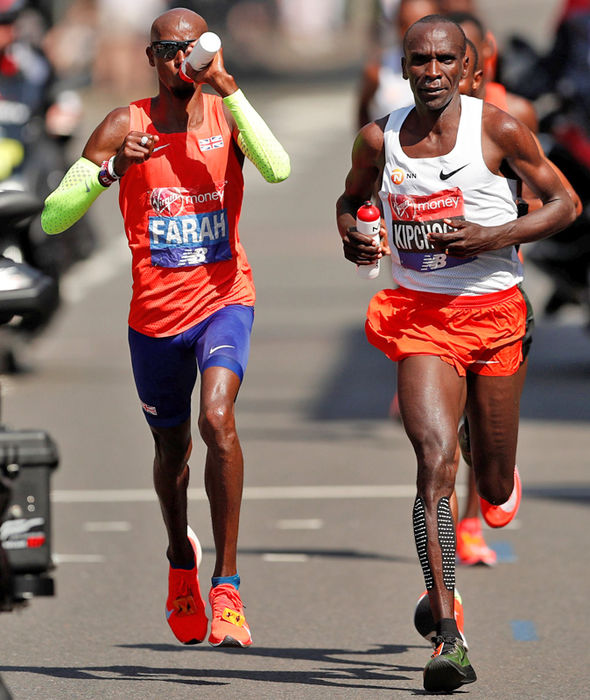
[423,635,477,692]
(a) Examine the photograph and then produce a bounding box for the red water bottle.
[356,201,381,279]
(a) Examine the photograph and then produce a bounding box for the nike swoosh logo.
[439,164,469,180]
[166,608,174,620]
[153,144,171,153]
[499,486,518,512]
[209,344,235,355]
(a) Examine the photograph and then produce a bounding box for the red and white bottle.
[356,201,381,279]
[180,32,222,82]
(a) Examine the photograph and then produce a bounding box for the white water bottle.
[356,201,381,280]
[180,32,222,82]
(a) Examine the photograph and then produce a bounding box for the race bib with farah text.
[147,183,230,268]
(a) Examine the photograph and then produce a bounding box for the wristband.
[107,156,121,180]
[98,156,121,187]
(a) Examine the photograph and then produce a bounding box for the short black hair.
[446,11,486,42]
[403,14,467,56]
[465,37,480,71]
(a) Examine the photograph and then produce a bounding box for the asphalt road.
[1,65,589,698]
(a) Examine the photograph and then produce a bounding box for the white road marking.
[52,484,466,503]
[53,554,106,564]
[276,519,324,530]
[83,521,131,532]
[262,553,309,562]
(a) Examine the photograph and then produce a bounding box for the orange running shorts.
[365,285,528,377]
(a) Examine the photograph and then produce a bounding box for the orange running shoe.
[456,517,497,566]
[479,466,522,528]
[208,584,252,647]
[414,589,468,650]
[165,526,208,644]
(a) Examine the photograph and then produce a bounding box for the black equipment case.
[0,428,59,576]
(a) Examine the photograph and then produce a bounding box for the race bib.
[388,187,475,272]
[147,184,231,268]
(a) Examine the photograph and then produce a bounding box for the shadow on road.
[310,321,590,423]
[0,643,425,692]
[201,546,415,564]
[524,483,590,506]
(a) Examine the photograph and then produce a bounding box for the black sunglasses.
[151,39,196,61]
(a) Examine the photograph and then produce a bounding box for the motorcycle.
[0,28,96,284]
[0,190,59,370]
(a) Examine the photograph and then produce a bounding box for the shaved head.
[403,14,466,57]
[150,7,207,42]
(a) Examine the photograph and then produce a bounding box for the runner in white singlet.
[336,14,577,693]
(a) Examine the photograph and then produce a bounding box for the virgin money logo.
[391,196,416,220]
[151,188,184,217]
[389,188,464,222]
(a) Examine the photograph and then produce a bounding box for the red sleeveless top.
[119,94,255,337]
[484,82,508,112]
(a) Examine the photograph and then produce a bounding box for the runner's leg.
[465,359,528,504]
[397,355,466,626]
[151,420,195,567]
[198,366,244,578]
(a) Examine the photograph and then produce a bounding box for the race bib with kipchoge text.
[388,187,475,272]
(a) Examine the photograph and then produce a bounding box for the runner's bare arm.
[83,107,158,173]
[336,119,390,264]
[41,108,156,235]
[430,107,577,257]
[523,133,582,216]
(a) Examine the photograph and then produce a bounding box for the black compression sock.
[437,617,460,639]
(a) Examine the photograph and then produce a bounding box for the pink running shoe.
[456,517,497,566]
[479,466,522,528]
[208,584,252,647]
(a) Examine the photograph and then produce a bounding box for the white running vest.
[379,94,523,295]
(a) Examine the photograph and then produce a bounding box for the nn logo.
[391,169,416,185]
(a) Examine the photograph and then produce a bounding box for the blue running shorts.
[128,304,254,427]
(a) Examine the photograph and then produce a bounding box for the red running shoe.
[479,466,522,528]
[456,517,497,566]
[208,584,252,647]
[165,526,208,644]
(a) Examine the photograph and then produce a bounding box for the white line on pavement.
[276,519,324,530]
[83,521,132,532]
[53,554,106,564]
[52,484,466,503]
[262,553,309,562]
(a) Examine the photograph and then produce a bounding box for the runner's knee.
[198,402,237,448]
[151,426,192,471]
[415,444,458,499]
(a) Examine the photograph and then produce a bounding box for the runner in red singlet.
[41,7,290,649]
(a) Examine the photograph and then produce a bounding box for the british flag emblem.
[199,135,224,151]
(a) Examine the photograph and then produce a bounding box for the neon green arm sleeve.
[223,89,290,183]
[41,157,108,235]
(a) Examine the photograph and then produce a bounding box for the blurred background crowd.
[2,0,586,94]
[0,0,589,343]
